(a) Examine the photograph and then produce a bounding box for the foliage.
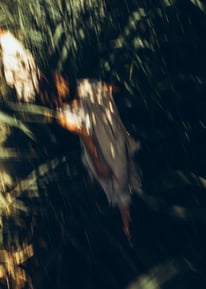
[0,0,206,289]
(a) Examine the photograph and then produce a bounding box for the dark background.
[0,0,206,288]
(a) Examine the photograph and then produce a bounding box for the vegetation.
[0,0,206,288]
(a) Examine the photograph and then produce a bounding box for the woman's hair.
[37,70,70,109]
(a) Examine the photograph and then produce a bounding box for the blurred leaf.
[8,102,56,121]
[127,258,190,289]
[0,110,35,141]
[190,0,206,14]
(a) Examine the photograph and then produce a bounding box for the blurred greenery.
[0,0,206,289]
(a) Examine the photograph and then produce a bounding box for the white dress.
[62,79,142,207]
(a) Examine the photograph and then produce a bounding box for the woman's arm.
[57,109,112,178]
[57,110,86,135]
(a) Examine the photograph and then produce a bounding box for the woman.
[57,78,142,239]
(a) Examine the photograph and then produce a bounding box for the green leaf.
[0,110,35,141]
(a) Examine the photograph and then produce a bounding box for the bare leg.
[119,204,131,240]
